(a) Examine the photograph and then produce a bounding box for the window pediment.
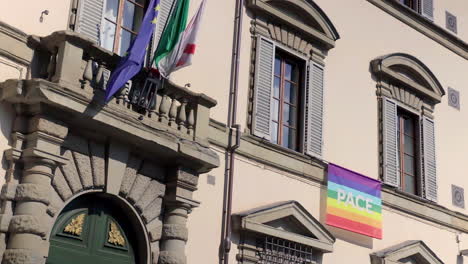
[247,0,340,50]
[233,201,335,252]
[371,53,445,104]
[371,240,444,264]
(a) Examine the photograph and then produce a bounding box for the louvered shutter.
[382,98,400,187]
[304,63,324,157]
[76,0,105,43]
[252,37,275,140]
[422,117,437,201]
[152,0,176,52]
[421,0,434,21]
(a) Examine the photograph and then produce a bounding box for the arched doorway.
[47,194,143,264]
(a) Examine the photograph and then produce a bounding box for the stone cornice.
[0,21,32,67]
[367,0,468,60]
[0,79,219,173]
[209,119,468,234]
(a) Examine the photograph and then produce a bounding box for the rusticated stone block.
[151,242,160,264]
[140,162,166,181]
[47,191,64,217]
[89,141,105,188]
[15,184,50,205]
[162,224,188,241]
[52,168,72,201]
[3,249,41,264]
[9,215,45,236]
[28,116,68,139]
[0,214,12,232]
[135,180,165,212]
[127,175,151,204]
[147,219,163,242]
[72,151,93,189]
[119,155,142,196]
[159,251,186,264]
[61,150,83,193]
[141,198,163,224]
[1,184,17,200]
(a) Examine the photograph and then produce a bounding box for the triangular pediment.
[371,240,444,264]
[233,201,335,252]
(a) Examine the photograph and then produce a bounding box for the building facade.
[0,0,467,263]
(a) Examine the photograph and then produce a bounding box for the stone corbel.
[165,166,200,208]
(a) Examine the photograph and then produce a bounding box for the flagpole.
[150,0,179,69]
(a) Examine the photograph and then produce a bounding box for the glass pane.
[105,0,118,22]
[271,122,278,144]
[404,117,414,135]
[404,174,416,194]
[134,0,146,5]
[102,20,116,52]
[272,99,279,122]
[283,104,296,127]
[119,29,134,56]
[282,126,289,148]
[274,58,281,76]
[123,1,144,32]
[273,77,280,98]
[284,82,296,104]
[291,63,300,83]
[285,63,292,80]
[282,126,296,150]
[404,135,415,156]
[404,154,415,175]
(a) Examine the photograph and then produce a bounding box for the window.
[73,0,176,56]
[397,110,419,195]
[372,53,444,201]
[370,240,444,264]
[396,0,434,20]
[233,201,335,264]
[271,53,304,151]
[247,0,340,157]
[102,0,146,56]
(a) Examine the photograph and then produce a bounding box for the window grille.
[257,236,315,264]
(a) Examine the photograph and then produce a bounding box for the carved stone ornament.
[63,213,85,236]
[108,221,126,247]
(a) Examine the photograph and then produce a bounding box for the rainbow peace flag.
[326,163,382,239]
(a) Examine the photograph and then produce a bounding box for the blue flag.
[105,0,161,102]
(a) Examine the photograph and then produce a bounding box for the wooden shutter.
[422,117,437,201]
[76,0,105,43]
[252,37,275,140]
[421,0,434,21]
[153,0,176,51]
[382,98,400,187]
[304,62,324,157]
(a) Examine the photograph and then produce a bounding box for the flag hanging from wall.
[326,163,383,239]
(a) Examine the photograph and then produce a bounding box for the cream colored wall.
[184,0,468,263]
[0,0,70,36]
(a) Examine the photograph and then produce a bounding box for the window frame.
[103,0,147,55]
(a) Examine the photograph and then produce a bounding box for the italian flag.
[153,0,207,78]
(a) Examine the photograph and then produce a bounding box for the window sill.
[367,0,468,60]
[209,119,326,183]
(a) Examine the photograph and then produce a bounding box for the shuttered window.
[252,37,324,156]
[75,0,175,57]
[382,97,437,201]
[397,0,434,21]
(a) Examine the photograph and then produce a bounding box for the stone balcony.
[0,30,219,173]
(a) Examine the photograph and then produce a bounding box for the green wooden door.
[47,197,137,264]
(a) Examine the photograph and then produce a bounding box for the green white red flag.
[155,0,207,77]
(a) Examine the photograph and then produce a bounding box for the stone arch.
[371,53,445,105]
[43,134,166,264]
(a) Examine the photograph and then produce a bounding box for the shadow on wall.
[0,103,14,173]
[319,171,374,249]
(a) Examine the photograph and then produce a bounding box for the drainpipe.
[219,0,243,263]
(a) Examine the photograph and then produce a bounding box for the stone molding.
[367,0,468,60]
[370,240,444,264]
[209,119,468,234]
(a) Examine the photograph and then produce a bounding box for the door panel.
[47,197,136,264]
